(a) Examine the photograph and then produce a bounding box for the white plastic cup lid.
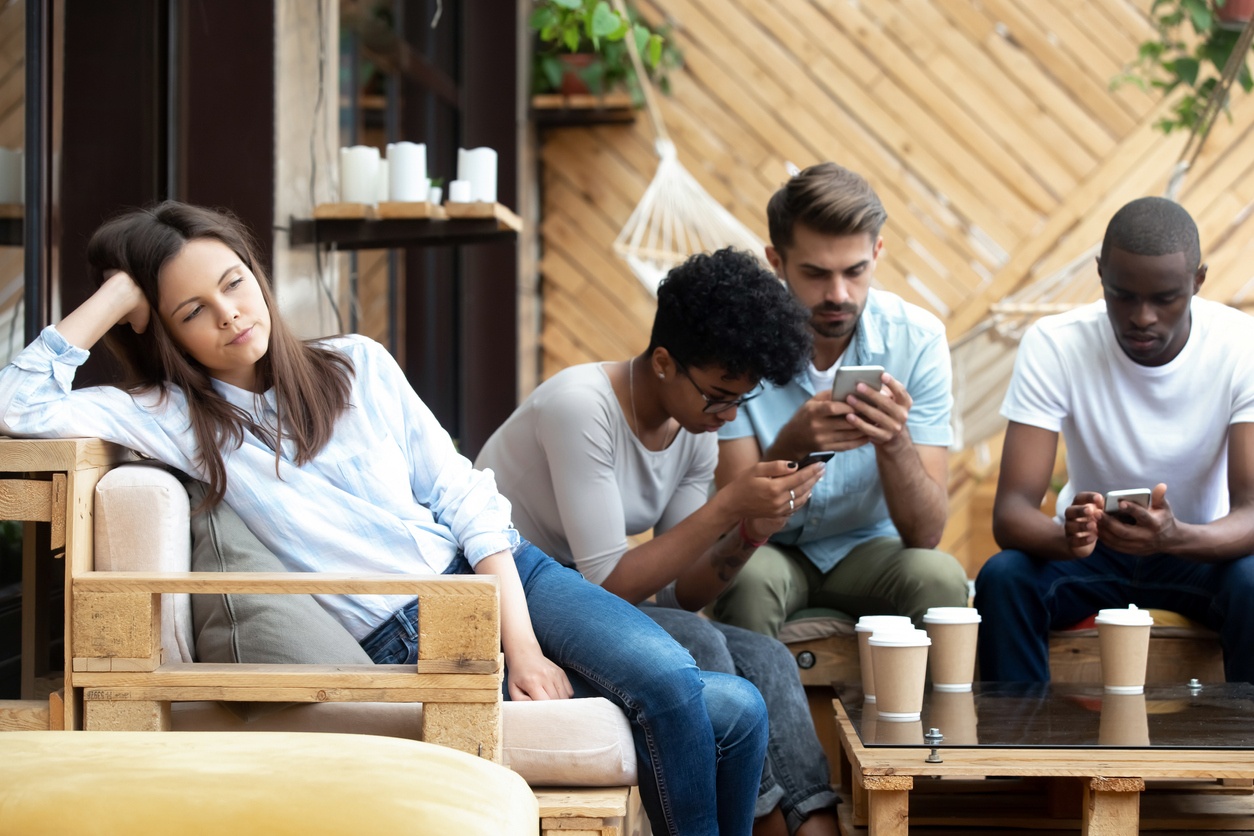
[868,628,932,647]
[855,615,914,633]
[923,607,982,625]
[1095,605,1154,627]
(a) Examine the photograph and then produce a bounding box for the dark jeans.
[975,544,1254,684]
[640,604,837,834]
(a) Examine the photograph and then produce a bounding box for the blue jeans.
[975,544,1254,683]
[361,543,769,836]
[640,604,836,833]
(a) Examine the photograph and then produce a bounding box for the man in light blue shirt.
[712,163,969,637]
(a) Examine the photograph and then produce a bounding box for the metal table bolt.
[1188,678,1203,695]
[924,727,944,763]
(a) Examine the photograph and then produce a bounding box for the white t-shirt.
[1001,297,1254,525]
[475,363,716,604]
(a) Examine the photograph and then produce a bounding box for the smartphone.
[1104,488,1151,523]
[794,451,836,468]
[832,365,886,401]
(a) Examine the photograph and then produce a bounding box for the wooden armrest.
[72,572,500,670]
[73,572,506,758]
[74,570,499,596]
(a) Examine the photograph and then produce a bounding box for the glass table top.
[837,682,1254,750]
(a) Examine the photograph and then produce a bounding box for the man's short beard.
[810,303,860,339]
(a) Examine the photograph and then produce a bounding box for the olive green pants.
[708,537,970,638]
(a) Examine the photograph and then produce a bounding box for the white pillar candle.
[339,145,380,204]
[0,148,21,204]
[447,179,472,203]
[457,147,497,204]
[376,159,390,203]
[387,142,428,202]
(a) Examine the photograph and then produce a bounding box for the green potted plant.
[1114,0,1254,134]
[529,0,681,104]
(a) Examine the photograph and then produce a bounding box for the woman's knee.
[701,671,769,747]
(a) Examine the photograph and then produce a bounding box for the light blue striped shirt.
[717,289,953,573]
[0,326,518,640]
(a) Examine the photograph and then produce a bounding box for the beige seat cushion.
[171,697,637,787]
[778,607,856,644]
[0,731,538,835]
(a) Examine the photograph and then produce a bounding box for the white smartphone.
[1104,488,1151,516]
[831,365,885,401]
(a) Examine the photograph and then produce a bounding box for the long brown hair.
[87,201,354,505]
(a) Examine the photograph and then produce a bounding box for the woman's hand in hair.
[58,269,152,350]
[102,269,151,334]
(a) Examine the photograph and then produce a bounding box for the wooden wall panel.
[535,0,1254,572]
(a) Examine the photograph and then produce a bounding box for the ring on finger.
[789,498,795,511]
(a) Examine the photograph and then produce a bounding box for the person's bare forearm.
[600,492,742,605]
[475,551,541,657]
[992,496,1075,561]
[876,435,947,549]
[671,524,764,610]
[1142,507,1254,562]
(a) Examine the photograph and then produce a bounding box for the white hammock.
[614,139,766,294]
[609,0,766,294]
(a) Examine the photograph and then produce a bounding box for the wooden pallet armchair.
[67,459,643,836]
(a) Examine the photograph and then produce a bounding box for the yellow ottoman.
[0,731,538,835]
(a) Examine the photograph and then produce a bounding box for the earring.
[657,373,664,379]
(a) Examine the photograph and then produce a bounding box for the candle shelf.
[290,202,521,251]
[532,93,637,126]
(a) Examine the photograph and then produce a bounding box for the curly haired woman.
[477,248,839,836]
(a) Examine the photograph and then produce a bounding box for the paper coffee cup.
[855,616,914,702]
[929,689,978,745]
[1095,605,1154,694]
[869,628,931,721]
[923,607,982,692]
[873,717,923,745]
[1099,692,1149,746]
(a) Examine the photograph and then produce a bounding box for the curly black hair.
[646,247,812,386]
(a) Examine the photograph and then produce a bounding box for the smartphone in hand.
[1104,488,1151,523]
[794,451,836,468]
[832,365,886,401]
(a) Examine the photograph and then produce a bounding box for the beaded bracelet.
[738,518,768,548]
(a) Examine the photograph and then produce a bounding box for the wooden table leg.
[1081,776,1143,836]
[863,775,912,836]
[833,697,853,797]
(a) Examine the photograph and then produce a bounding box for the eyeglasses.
[676,364,761,414]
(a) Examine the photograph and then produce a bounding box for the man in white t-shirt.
[976,196,1254,684]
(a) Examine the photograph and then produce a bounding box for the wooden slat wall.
[536,0,1254,575]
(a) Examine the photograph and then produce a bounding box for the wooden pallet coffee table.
[834,682,1254,835]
